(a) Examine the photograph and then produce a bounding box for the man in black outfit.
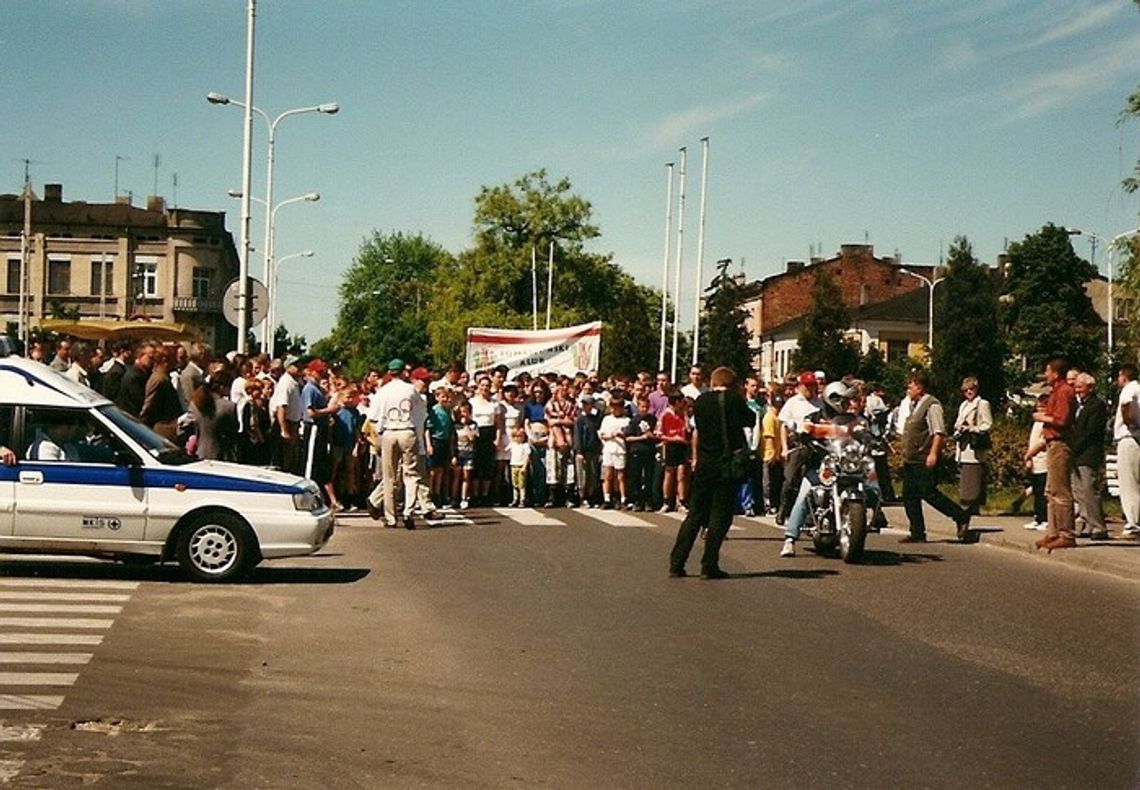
[669,366,753,580]
[115,342,155,418]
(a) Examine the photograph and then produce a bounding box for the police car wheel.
[176,512,255,583]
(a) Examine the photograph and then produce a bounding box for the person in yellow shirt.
[761,392,785,516]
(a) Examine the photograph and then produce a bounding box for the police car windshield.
[97,405,194,466]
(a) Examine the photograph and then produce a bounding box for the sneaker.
[1022,521,1041,530]
[1122,525,1140,537]
[459,499,470,511]
[780,538,795,558]
[657,504,671,513]
[624,501,634,511]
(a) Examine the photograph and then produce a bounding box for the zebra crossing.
[336,504,748,532]
[0,578,137,712]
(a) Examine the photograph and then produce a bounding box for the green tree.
[792,267,859,376]
[325,231,453,376]
[931,236,1005,407]
[1001,224,1101,379]
[427,170,658,373]
[1117,234,1140,365]
[271,323,307,359]
[856,343,888,385]
[699,259,751,376]
[1121,1,1140,193]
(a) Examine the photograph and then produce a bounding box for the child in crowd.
[623,393,657,511]
[599,392,631,509]
[427,387,457,507]
[1022,393,1049,530]
[508,427,531,507]
[573,393,603,508]
[658,392,690,512]
[526,419,550,507]
[454,401,477,510]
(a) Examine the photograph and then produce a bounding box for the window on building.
[47,257,71,295]
[5,257,20,295]
[135,256,158,298]
[191,266,212,299]
[90,257,113,296]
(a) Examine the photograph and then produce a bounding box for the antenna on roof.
[114,155,129,200]
[151,153,161,196]
[172,173,179,208]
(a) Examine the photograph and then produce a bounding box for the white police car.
[0,356,333,581]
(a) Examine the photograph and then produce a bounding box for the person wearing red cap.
[775,371,824,524]
[300,359,340,509]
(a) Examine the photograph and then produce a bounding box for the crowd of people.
[23,338,1140,555]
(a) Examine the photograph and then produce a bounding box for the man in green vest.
[898,370,974,543]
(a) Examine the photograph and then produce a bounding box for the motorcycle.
[800,427,881,563]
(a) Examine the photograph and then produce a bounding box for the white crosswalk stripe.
[0,580,135,712]
[489,507,563,526]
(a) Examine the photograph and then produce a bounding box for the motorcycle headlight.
[819,462,837,486]
[835,443,863,474]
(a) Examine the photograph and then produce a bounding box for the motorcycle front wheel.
[839,501,868,564]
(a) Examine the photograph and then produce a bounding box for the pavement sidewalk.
[752,505,1140,582]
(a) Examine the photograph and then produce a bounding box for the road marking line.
[0,653,92,665]
[0,724,42,742]
[0,672,78,685]
[0,618,113,629]
[577,508,655,527]
[0,603,123,614]
[0,634,103,645]
[0,695,64,711]
[490,507,562,526]
[0,579,138,590]
[0,592,131,602]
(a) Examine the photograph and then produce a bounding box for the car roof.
[0,356,111,409]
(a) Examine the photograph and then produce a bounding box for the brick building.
[740,244,936,381]
[0,183,239,349]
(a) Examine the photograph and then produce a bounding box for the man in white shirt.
[680,364,707,401]
[1115,364,1140,536]
[369,359,426,529]
[268,359,304,474]
[775,371,823,524]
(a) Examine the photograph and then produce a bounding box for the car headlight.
[292,483,325,513]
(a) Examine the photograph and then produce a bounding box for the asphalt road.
[1,505,1137,789]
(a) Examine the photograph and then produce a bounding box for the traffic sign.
[222,278,269,328]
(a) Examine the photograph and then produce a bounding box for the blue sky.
[2,0,1138,344]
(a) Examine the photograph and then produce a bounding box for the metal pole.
[658,162,674,372]
[236,0,257,355]
[531,245,538,331]
[545,241,554,331]
[692,136,709,366]
[927,284,934,350]
[19,180,31,348]
[670,146,687,382]
[262,124,276,351]
[1108,246,1115,353]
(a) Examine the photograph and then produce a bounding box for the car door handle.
[18,471,43,485]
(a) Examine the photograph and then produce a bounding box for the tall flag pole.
[670,147,687,382]
[658,162,674,373]
[692,136,709,365]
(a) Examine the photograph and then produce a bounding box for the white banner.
[465,322,601,378]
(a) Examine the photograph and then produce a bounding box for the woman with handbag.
[668,366,753,580]
[954,377,993,518]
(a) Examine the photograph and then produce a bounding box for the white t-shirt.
[268,372,304,423]
[599,414,630,455]
[469,395,501,429]
[779,394,822,433]
[509,440,531,467]
[1115,379,1140,442]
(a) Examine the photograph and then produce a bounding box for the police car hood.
[181,459,310,490]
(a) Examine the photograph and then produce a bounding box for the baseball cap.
[304,359,328,376]
[410,366,431,381]
[797,371,817,388]
[387,358,405,372]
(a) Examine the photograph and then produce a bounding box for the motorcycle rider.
[779,380,885,557]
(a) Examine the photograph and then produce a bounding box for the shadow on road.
[858,550,944,566]
[729,569,840,580]
[0,559,370,585]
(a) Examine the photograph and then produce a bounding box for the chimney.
[115,195,132,206]
[43,183,63,202]
[786,260,805,274]
[146,195,166,212]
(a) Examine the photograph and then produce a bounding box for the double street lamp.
[1066,227,1140,353]
[207,92,338,350]
[899,268,946,351]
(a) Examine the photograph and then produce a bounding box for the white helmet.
[822,381,856,416]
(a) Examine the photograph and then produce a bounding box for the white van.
[0,356,334,581]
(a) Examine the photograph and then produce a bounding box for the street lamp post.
[1066,227,1140,354]
[207,92,337,350]
[899,268,946,351]
[270,250,314,355]
[228,190,319,345]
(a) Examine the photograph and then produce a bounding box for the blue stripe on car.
[0,464,298,495]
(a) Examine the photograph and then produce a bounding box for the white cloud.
[645,93,767,151]
[997,28,1140,124]
[1018,1,1125,51]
